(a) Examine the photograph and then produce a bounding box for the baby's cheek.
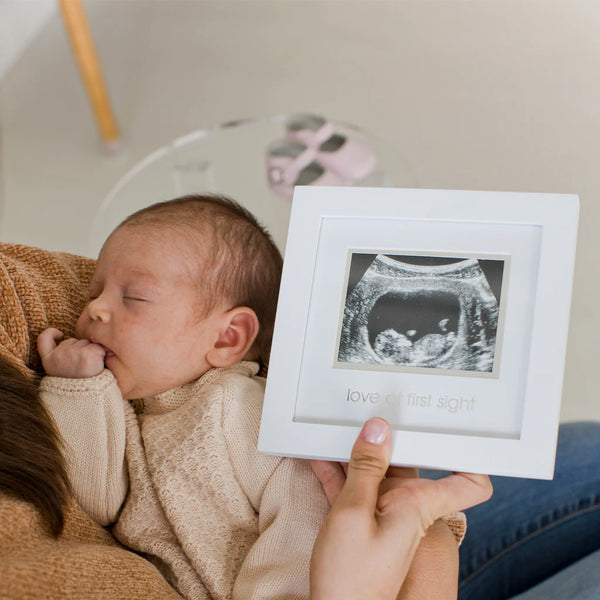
[74,314,89,339]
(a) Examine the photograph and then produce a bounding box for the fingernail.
[362,418,388,444]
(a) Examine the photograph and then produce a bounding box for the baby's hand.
[37,328,106,379]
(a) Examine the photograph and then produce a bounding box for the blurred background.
[0,0,598,423]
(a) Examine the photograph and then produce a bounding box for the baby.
[37,194,331,600]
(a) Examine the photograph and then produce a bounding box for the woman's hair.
[116,194,283,367]
[0,358,70,536]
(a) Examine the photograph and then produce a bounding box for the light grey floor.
[1,0,599,423]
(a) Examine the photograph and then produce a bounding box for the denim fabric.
[510,549,600,600]
[457,421,600,600]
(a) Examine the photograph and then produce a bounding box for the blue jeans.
[457,421,600,600]
[510,549,600,600]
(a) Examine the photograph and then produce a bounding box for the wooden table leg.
[58,0,120,147]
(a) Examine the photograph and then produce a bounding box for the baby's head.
[76,194,283,399]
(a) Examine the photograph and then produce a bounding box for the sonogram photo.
[337,252,506,374]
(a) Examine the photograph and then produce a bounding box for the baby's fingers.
[37,328,65,357]
[75,341,106,373]
[83,341,107,361]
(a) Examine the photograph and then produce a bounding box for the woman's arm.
[311,459,463,599]
[396,518,460,600]
[310,418,492,600]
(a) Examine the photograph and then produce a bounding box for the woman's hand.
[309,418,492,600]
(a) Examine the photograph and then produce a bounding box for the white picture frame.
[258,187,579,479]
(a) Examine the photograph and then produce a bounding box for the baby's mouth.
[95,342,115,358]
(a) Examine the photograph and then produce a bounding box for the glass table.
[90,114,416,255]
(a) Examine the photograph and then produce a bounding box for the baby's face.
[76,225,225,399]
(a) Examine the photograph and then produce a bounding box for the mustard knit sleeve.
[40,370,129,527]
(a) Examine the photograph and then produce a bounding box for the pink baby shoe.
[286,113,376,181]
[266,139,347,200]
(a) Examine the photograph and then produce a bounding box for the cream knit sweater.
[41,361,466,600]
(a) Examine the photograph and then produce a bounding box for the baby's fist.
[37,328,106,379]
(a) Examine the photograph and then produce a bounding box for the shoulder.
[200,362,265,412]
[215,362,266,428]
[213,365,285,502]
[201,362,270,455]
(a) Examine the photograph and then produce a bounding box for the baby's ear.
[206,307,259,368]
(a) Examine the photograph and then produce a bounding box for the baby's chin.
[102,366,135,400]
[113,374,161,401]
[114,379,139,401]
[103,359,163,399]
[110,366,208,400]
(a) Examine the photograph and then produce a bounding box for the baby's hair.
[115,194,283,367]
[0,358,70,537]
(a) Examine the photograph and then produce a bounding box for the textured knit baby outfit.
[41,361,466,600]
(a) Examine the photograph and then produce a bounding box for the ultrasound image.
[338,254,503,373]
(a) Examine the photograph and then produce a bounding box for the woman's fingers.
[310,459,346,506]
[376,471,493,539]
[429,472,493,515]
[337,418,392,516]
[386,465,419,479]
[312,419,492,525]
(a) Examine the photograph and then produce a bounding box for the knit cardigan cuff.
[40,369,117,394]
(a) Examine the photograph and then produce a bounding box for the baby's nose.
[88,296,111,321]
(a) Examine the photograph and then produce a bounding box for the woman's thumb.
[338,418,393,515]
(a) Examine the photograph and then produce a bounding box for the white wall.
[0,0,56,83]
